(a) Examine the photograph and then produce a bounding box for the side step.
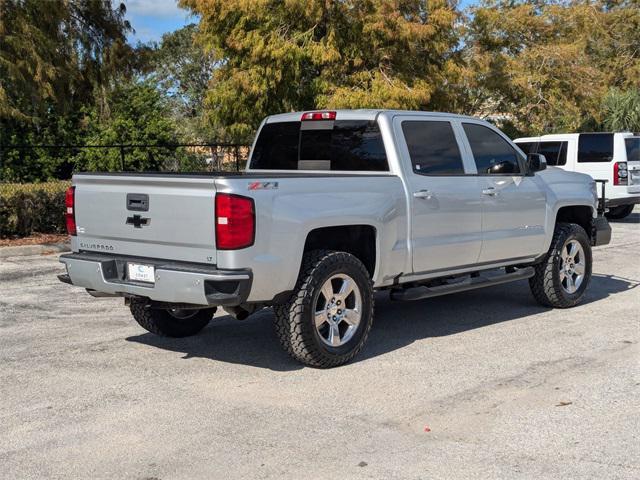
[390,267,535,301]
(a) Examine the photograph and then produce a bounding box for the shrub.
[0,182,70,238]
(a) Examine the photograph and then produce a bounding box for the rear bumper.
[59,252,252,307]
[592,216,612,247]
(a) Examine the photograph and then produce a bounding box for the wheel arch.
[554,205,595,240]
[302,225,378,279]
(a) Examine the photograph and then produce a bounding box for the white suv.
[515,133,640,219]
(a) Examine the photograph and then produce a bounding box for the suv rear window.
[250,120,388,171]
[516,142,536,155]
[578,134,614,163]
[625,137,640,162]
[537,141,568,166]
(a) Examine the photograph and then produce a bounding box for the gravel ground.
[1,212,639,480]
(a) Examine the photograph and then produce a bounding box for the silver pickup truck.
[59,110,611,367]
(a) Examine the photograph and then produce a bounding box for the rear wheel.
[129,300,215,337]
[605,204,634,220]
[274,250,374,368]
[529,223,592,308]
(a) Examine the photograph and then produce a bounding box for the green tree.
[0,0,137,181]
[462,0,640,136]
[75,81,187,172]
[149,24,217,141]
[179,0,463,141]
[602,88,640,132]
[0,0,133,122]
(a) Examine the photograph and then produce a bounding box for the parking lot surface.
[1,211,639,479]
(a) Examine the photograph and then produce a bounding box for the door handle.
[413,190,433,199]
[482,187,498,196]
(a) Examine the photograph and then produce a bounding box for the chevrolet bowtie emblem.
[126,214,150,228]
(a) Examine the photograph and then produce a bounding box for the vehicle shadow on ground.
[126,273,638,371]
[609,211,640,224]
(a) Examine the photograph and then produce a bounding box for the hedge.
[0,182,70,238]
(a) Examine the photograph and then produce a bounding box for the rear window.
[578,134,613,163]
[516,142,536,155]
[250,120,388,171]
[537,141,568,166]
[625,138,640,162]
[401,120,465,175]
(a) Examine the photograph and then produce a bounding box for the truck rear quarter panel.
[214,175,408,302]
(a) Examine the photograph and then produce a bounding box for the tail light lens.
[301,111,336,121]
[614,162,628,186]
[215,193,255,250]
[65,186,77,235]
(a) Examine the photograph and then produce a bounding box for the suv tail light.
[215,193,255,250]
[614,162,628,186]
[301,111,336,121]
[65,186,77,236]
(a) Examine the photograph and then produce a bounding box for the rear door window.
[250,120,388,171]
[537,141,568,166]
[578,134,614,163]
[463,123,522,174]
[625,137,640,162]
[401,121,465,175]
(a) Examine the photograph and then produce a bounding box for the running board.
[390,267,535,301]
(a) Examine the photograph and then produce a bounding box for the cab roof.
[265,109,481,123]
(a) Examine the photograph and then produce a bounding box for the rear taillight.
[614,162,628,186]
[65,186,77,236]
[215,193,255,250]
[301,111,336,121]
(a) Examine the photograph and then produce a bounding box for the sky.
[123,0,196,44]
[122,0,479,45]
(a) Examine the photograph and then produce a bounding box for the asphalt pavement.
[1,211,638,479]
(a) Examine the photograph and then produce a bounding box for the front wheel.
[529,223,592,308]
[274,250,374,368]
[129,300,215,337]
[605,204,634,220]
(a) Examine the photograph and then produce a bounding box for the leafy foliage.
[461,0,640,135]
[602,88,640,132]
[0,181,69,237]
[178,0,463,141]
[74,81,199,172]
[0,0,133,122]
[149,24,217,141]
[2,0,640,186]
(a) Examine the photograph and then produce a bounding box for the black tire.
[529,223,592,308]
[605,204,634,220]
[129,300,215,337]
[273,250,374,368]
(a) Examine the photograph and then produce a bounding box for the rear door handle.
[482,187,498,196]
[413,190,433,199]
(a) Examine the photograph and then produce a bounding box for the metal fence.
[0,143,251,185]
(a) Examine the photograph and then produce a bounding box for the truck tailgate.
[73,174,217,264]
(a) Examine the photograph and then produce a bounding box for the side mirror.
[527,153,547,173]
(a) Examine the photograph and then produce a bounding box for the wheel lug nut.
[332,316,337,320]
[337,309,342,314]
[337,300,341,305]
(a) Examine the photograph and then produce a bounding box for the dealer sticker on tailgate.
[127,263,155,283]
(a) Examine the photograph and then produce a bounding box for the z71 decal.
[248,181,279,190]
